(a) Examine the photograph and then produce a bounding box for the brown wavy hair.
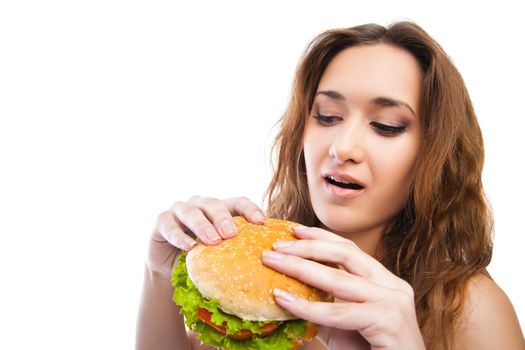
[264,21,493,349]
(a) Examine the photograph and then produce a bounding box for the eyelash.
[313,113,407,136]
[313,114,341,125]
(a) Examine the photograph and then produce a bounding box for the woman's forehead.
[316,44,422,115]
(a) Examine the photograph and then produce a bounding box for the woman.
[136,21,524,349]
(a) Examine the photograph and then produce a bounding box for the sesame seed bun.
[186,216,329,321]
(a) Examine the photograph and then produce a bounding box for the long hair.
[264,21,493,349]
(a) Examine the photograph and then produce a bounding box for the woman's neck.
[319,223,385,258]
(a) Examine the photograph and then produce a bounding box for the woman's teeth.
[326,176,364,190]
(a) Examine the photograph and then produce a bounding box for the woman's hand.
[148,196,265,278]
[262,226,426,350]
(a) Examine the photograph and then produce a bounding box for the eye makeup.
[370,121,407,136]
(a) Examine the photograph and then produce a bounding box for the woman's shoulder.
[456,272,524,349]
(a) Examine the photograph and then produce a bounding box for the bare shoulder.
[456,272,524,349]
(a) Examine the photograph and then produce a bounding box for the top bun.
[186,216,329,321]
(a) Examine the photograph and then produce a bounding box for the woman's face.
[303,44,422,247]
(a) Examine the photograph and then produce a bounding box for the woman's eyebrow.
[371,96,417,117]
[316,90,417,117]
[315,90,346,100]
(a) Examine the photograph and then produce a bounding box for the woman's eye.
[371,121,406,136]
[313,113,341,126]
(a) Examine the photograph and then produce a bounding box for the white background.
[1,1,523,348]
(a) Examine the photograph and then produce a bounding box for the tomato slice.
[196,308,281,340]
[290,339,303,350]
[302,322,317,340]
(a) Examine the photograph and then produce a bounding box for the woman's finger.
[292,225,349,243]
[273,288,422,348]
[222,196,265,224]
[154,210,197,251]
[286,227,410,293]
[272,290,374,331]
[262,250,382,302]
[171,201,222,245]
[188,196,238,239]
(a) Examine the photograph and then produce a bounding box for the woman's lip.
[324,178,364,199]
[322,171,365,188]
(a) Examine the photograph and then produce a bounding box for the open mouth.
[325,176,364,190]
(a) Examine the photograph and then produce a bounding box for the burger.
[171,216,330,350]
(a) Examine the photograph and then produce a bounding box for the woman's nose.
[328,121,365,164]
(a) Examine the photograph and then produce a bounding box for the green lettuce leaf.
[172,252,307,349]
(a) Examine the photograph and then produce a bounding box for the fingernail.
[220,219,236,238]
[292,225,308,231]
[273,288,297,302]
[254,210,265,223]
[273,240,294,249]
[205,227,221,243]
[262,250,286,260]
[184,237,197,250]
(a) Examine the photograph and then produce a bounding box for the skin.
[262,44,425,349]
[136,44,525,349]
[302,44,422,256]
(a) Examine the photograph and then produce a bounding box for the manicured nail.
[254,210,265,223]
[205,227,221,243]
[292,225,308,232]
[220,219,236,238]
[273,240,294,249]
[273,288,297,302]
[262,250,286,260]
[184,237,197,250]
